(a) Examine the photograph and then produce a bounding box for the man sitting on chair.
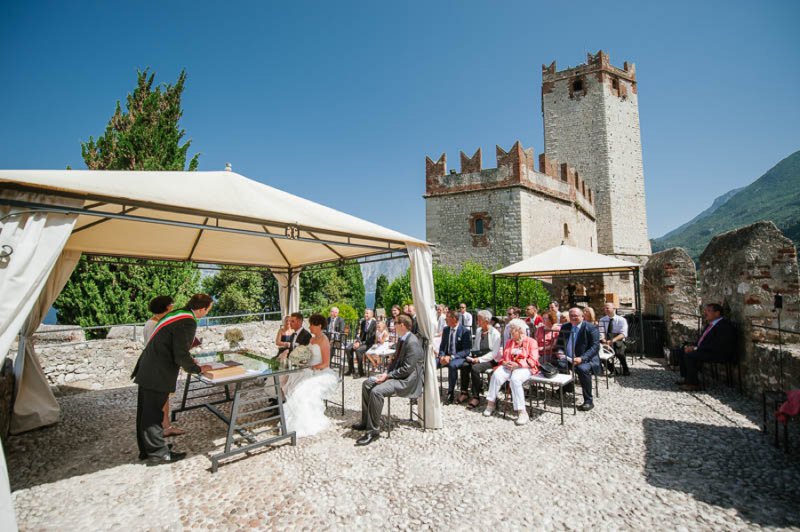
[438,310,472,404]
[556,307,601,411]
[460,309,502,409]
[352,313,424,446]
[346,309,376,377]
[325,306,345,338]
[676,303,736,391]
[599,303,630,376]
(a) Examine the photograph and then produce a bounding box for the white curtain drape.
[408,244,442,429]
[273,270,300,317]
[11,249,81,434]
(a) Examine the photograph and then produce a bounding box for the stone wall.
[698,221,800,397]
[644,248,700,347]
[18,321,282,393]
[542,50,650,259]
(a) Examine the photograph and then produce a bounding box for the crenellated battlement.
[425,141,594,213]
[542,50,637,98]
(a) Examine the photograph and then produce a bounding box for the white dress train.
[282,343,339,438]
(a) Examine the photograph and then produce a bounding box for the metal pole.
[286,266,293,314]
[634,269,644,359]
[515,276,520,308]
[492,275,497,316]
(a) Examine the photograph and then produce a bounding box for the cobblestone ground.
[7,358,800,530]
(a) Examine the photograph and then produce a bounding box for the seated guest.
[435,304,447,335]
[555,307,601,411]
[460,310,502,408]
[387,305,401,336]
[352,314,424,446]
[676,303,736,391]
[524,304,543,331]
[325,306,345,337]
[366,321,390,371]
[549,300,560,317]
[583,306,598,326]
[407,304,419,335]
[483,319,539,425]
[346,309,376,377]
[536,310,561,363]
[286,312,312,356]
[458,303,473,329]
[438,310,472,403]
[275,316,295,356]
[559,311,569,325]
[599,303,630,376]
[502,307,528,345]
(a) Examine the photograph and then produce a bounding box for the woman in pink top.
[536,310,561,364]
[483,318,539,425]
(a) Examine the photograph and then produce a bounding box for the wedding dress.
[283,343,339,437]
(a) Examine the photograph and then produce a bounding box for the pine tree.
[54,69,201,335]
[374,274,389,310]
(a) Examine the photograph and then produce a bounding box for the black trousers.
[678,348,727,385]
[348,344,367,374]
[611,340,629,373]
[460,360,498,396]
[136,386,170,459]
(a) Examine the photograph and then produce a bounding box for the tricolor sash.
[146,309,197,345]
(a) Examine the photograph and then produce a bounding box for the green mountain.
[651,150,800,259]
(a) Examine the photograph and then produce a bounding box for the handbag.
[539,362,558,379]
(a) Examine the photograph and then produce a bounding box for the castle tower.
[542,51,651,261]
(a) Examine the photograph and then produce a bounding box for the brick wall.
[643,247,700,347]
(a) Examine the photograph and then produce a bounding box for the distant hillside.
[651,150,800,259]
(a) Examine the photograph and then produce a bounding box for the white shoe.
[515,411,529,425]
[483,405,495,417]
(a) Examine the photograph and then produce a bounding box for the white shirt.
[599,314,628,340]
[459,311,473,328]
[472,326,502,363]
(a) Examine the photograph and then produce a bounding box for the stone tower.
[542,50,651,261]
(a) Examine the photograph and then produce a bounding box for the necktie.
[450,328,456,355]
[567,325,578,358]
[697,321,716,347]
[607,319,614,340]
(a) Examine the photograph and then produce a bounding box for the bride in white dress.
[282,314,339,437]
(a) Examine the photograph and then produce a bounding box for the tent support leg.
[634,270,644,359]
[492,276,497,316]
[515,276,520,308]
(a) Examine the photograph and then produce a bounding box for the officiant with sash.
[132,293,214,464]
[599,303,629,376]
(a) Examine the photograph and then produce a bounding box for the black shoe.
[138,453,148,460]
[344,370,353,376]
[446,393,454,404]
[578,403,594,412]
[351,422,367,431]
[355,431,381,446]
[146,451,187,465]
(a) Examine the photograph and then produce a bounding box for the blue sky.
[1,1,798,240]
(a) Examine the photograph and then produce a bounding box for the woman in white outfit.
[282,313,339,437]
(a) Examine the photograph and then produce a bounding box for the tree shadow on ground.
[642,418,800,527]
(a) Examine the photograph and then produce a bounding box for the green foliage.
[381,261,550,312]
[82,69,199,171]
[321,302,359,323]
[54,258,199,337]
[202,267,265,322]
[652,149,800,260]
[300,261,365,315]
[54,69,202,334]
[374,274,389,309]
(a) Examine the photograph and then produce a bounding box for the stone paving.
[6,358,800,530]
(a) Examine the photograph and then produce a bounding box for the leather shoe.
[446,393,454,404]
[343,370,352,376]
[355,431,380,446]
[351,422,367,431]
[146,451,187,465]
[578,403,594,412]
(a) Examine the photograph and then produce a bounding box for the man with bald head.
[556,307,601,411]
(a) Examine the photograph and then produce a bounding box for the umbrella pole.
[492,275,497,316]
[634,269,644,359]
[515,276,520,307]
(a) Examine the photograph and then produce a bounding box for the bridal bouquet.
[289,345,314,366]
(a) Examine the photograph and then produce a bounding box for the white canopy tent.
[492,244,641,277]
[0,169,442,529]
[491,244,644,344]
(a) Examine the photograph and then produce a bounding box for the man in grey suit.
[352,313,424,446]
[325,306,345,337]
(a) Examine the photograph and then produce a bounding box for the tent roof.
[492,244,640,277]
[0,170,427,270]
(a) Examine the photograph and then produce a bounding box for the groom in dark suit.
[352,313,424,446]
[287,312,312,355]
[556,307,601,411]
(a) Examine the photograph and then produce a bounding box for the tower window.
[611,78,619,90]
[475,218,484,235]
[572,80,583,92]
[563,223,570,239]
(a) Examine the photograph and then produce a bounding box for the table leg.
[559,385,564,425]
